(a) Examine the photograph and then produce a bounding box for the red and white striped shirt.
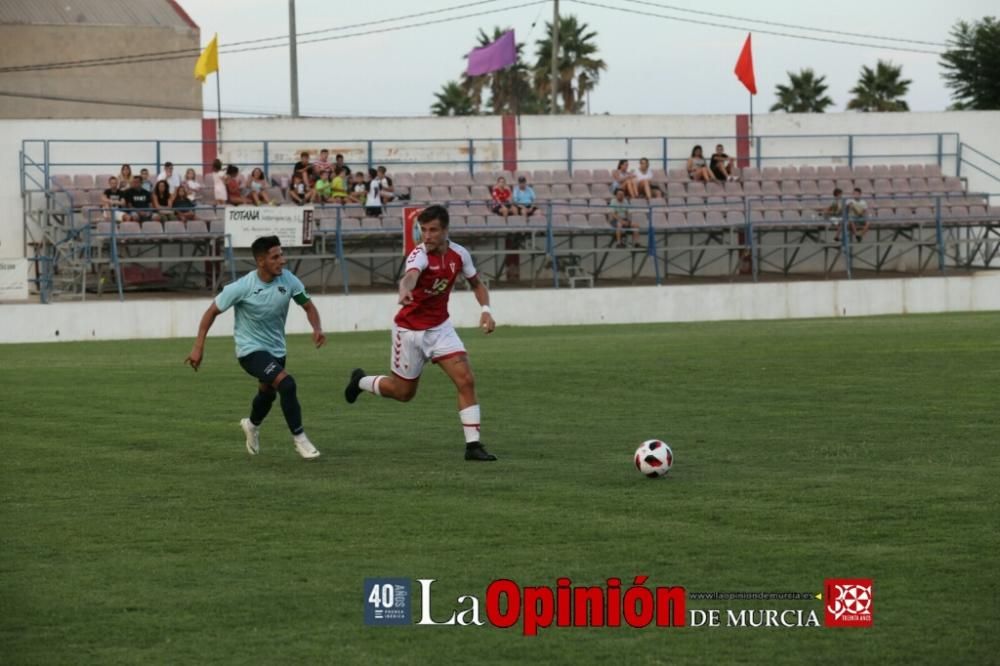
[395,242,477,330]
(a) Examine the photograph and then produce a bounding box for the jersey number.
[429,278,449,295]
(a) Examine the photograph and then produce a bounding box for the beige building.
[0,0,202,119]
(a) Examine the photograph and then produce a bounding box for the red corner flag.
[734,33,756,95]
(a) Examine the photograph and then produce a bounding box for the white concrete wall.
[2,273,998,345]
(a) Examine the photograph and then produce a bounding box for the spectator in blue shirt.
[512,176,537,217]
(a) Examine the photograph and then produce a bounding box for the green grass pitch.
[2,313,998,664]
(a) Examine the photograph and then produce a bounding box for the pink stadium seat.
[686,182,706,196]
[705,211,725,226]
[588,197,607,208]
[667,182,686,198]
[889,164,909,177]
[781,181,801,197]
[430,186,451,201]
[943,177,963,193]
[761,167,780,181]
[742,181,761,197]
[891,178,911,193]
[414,172,434,186]
[780,166,798,180]
[874,179,892,194]
[119,221,141,235]
[550,184,571,199]
[591,168,612,184]
[450,171,473,186]
[550,169,572,185]
[763,210,783,223]
[163,220,186,235]
[799,180,819,197]
[73,174,94,189]
[852,165,872,178]
[705,181,724,197]
[817,179,836,194]
[532,170,552,184]
[761,181,780,196]
[466,215,485,227]
[727,210,746,225]
[432,172,453,186]
[567,213,588,227]
[587,213,608,228]
[394,172,414,187]
[724,181,743,195]
[740,167,761,181]
[686,211,706,226]
[871,165,891,178]
[667,211,686,226]
[450,186,471,200]
[924,164,943,178]
[410,186,432,201]
[853,179,872,194]
[834,165,853,179]
[668,168,690,181]
[570,183,591,198]
[815,166,835,179]
[651,212,669,229]
[533,184,551,199]
[187,220,209,236]
[571,169,592,184]
[798,166,817,179]
[782,210,801,222]
[835,179,854,192]
[51,174,73,189]
[908,178,929,193]
[905,164,926,177]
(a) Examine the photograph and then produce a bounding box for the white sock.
[360,375,384,396]
[459,405,481,444]
[293,431,309,443]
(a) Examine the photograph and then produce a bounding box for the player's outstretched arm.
[398,269,420,305]
[185,302,221,371]
[468,275,495,334]
[300,299,326,348]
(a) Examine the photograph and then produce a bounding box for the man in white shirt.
[156,162,182,192]
[846,187,869,242]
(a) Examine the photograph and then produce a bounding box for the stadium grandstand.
[15,126,1000,301]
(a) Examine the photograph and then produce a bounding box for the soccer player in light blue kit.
[185,236,326,460]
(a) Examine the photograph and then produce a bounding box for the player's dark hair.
[252,235,281,258]
[833,188,843,196]
[418,205,450,228]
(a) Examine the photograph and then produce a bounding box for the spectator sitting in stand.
[335,153,351,177]
[288,173,312,205]
[634,158,657,200]
[101,176,127,222]
[248,167,274,205]
[225,165,247,205]
[330,166,349,204]
[123,176,158,221]
[172,184,197,223]
[512,176,537,216]
[687,145,714,182]
[156,161,181,191]
[846,187,869,242]
[611,159,639,199]
[490,176,513,219]
[183,168,202,202]
[139,168,154,192]
[292,151,314,184]
[314,169,333,203]
[118,164,133,189]
[348,171,367,204]
[710,144,736,182]
[376,166,396,203]
[151,179,176,220]
[607,187,640,248]
[313,148,332,174]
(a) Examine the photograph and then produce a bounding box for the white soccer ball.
[634,439,673,478]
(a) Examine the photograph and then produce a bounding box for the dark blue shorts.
[238,351,287,385]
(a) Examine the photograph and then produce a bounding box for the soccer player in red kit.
[344,205,498,461]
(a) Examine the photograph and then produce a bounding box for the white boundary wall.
[2,273,998,344]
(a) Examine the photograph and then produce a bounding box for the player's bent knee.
[276,374,296,395]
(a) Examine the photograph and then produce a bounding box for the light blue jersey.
[215,270,308,358]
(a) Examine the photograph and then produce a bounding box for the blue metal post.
[336,207,350,294]
[546,203,559,287]
[956,142,963,178]
[367,140,373,171]
[467,139,475,175]
[661,137,668,173]
[936,133,943,168]
[155,141,161,173]
[754,136,761,170]
[567,138,573,174]
[934,195,945,273]
[847,135,854,168]
[43,141,49,191]
[648,204,660,285]
[263,141,270,177]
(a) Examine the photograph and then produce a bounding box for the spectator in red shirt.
[490,176,513,219]
[226,165,246,205]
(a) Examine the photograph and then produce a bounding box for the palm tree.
[431,81,476,116]
[533,15,606,113]
[847,60,911,112]
[769,69,835,113]
[462,27,541,114]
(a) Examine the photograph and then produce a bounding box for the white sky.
[180,0,996,117]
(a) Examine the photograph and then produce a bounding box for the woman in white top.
[687,145,714,182]
[634,157,656,200]
[211,159,227,205]
[611,159,639,199]
[183,168,202,202]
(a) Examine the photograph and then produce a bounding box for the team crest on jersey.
[449,261,456,273]
[278,286,287,294]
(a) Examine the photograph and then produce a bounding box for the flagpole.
[215,69,223,153]
[749,90,753,161]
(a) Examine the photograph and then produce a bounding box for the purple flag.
[465,30,516,77]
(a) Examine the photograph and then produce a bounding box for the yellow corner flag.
[194,33,219,82]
